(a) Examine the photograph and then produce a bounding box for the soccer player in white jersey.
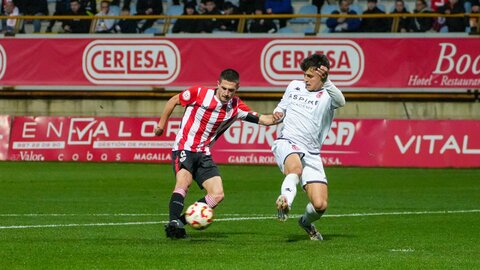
[272,54,346,240]
[154,69,277,239]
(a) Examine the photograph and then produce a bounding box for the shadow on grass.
[286,233,355,242]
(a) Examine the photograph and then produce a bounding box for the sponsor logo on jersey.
[83,40,181,85]
[182,90,191,101]
[260,40,364,86]
[0,45,6,80]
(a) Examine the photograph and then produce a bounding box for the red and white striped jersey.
[174,86,249,154]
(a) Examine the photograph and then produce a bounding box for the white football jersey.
[274,79,345,153]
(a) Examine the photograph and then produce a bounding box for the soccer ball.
[185,202,214,230]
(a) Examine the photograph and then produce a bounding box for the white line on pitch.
[0,209,478,230]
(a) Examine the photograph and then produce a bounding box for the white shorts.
[272,139,328,187]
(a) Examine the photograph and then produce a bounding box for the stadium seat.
[277,26,295,33]
[110,5,121,16]
[464,1,472,13]
[164,4,183,24]
[320,4,338,23]
[377,3,386,12]
[144,27,160,34]
[130,3,137,15]
[350,4,363,15]
[290,4,318,24]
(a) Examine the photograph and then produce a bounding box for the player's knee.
[312,199,327,211]
[285,166,302,176]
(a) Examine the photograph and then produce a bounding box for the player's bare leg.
[277,154,302,221]
[298,182,327,240]
[165,169,192,239]
[201,176,225,209]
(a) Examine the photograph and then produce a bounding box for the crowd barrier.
[1,115,479,168]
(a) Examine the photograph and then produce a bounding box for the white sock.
[302,203,325,225]
[281,173,299,208]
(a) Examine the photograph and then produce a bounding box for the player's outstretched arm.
[259,114,281,126]
[155,94,180,136]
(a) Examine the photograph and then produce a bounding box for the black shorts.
[171,150,220,189]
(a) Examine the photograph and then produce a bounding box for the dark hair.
[219,69,240,83]
[300,54,330,72]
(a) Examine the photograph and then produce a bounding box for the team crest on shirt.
[291,144,300,150]
[316,91,324,98]
[182,90,191,101]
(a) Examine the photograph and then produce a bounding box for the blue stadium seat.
[464,1,472,13]
[110,5,121,16]
[290,4,318,24]
[350,4,363,15]
[130,3,137,15]
[377,4,386,12]
[277,27,295,33]
[167,5,184,24]
[144,27,160,34]
[320,4,338,23]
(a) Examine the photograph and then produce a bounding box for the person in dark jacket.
[198,0,222,33]
[15,0,49,32]
[409,0,434,32]
[46,0,70,32]
[115,6,138,33]
[248,8,277,33]
[136,0,163,33]
[62,0,91,33]
[390,0,411,32]
[360,0,389,32]
[438,0,467,32]
[172,2,200,33]
[326,0,361,32]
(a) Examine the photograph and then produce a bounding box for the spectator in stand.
[79,0,97,15]
[95,0,116,33]
[2,0,19,33]
[136,0,163,33]
[264,0,293,28]
[198,0,222,33]
[410,0,434,32]
[46,0,70,32]
[360,0,389,32]
[114,6,138,33]
[15,0,49,33]
[438,0,467,32]
[62,0,91,33]
[239,0,264,14]
[326,0,361,32]
[172,2,200,33]
[469,0,479,33]
[218,1,239,31]
[248,8,277,33]
[390,0,411,32]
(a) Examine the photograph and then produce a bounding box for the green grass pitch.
[0,162,479,269]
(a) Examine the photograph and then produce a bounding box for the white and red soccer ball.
[185,202,214,230]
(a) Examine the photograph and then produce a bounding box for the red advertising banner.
[0,37,478,90]
[7,116,480,168]
[8,116,170,162]
[0,115,10,161]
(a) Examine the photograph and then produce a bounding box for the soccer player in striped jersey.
[154,69,277,239]
[272,54,346,240]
